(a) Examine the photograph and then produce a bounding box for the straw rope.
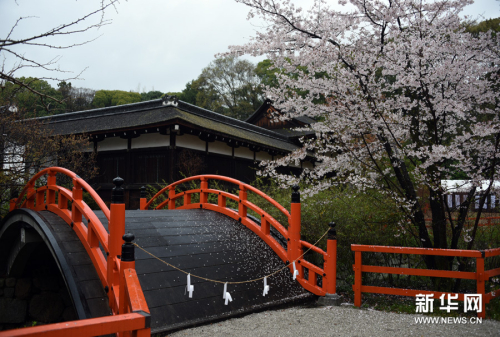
[133,228,329,285]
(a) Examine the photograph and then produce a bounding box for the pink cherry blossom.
[229,0,499,257]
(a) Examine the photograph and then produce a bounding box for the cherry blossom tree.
[229,0,500,266]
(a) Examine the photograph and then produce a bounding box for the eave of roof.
[245,99,273,124]
[41,99,300,152]
[271,129,315,139]
[293,116,316,124]
[245,100,316,126]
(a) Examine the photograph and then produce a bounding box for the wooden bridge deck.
[37,211,113,320]
[93,209,310,334]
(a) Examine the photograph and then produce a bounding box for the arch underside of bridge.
[0,208,311,334]
[0,209,112,322]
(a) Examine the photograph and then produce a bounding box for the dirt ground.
[167,304,500,337]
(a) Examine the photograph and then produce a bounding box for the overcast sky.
[1,0,499,94]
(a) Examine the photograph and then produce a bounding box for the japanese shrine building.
[43,97,315,208]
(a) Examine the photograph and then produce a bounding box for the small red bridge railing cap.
[134,310,151,329]
[328,221,337,240]
[112,177,125,204]
[121,233,135,262]
[291,185,300,203]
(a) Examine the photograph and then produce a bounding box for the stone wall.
[0,246,77,331]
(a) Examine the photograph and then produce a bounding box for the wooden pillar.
[126,138,132,209]
[238,185,247,219]
[119,233,135,315]
[46,170,56,205]
[200,177,208,204]
[325,222,337,295]
[108,177,126,313]
[169,130,176,182]
[476,255,486,318]
[289,185,302,276]
[139,186,147,210]
[354,250,362,307]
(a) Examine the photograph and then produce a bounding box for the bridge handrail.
[142,175,339,297]
[11,167,112,287]
[9,168,144,312]
[14,166,110,221]
[145,174,291,219]
[6,167,150,336]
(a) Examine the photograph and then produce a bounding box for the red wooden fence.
[352,244,500,318]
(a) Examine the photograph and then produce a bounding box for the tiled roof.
[40,99,300,152]
[245,99,316,126]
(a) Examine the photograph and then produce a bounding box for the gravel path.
[167,304,500,337]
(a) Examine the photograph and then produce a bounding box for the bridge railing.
[351,244,500,318]
[141,175,338,297]
[11,167,111,291]
[7,167,150,336]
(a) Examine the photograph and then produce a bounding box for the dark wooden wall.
[91,147,262,209]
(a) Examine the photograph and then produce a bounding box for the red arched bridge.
[0,167,338,336]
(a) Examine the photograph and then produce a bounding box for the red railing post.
[108,177,126,313]
[218,193,226,208]
[200,177,208,204]
[476,254,486,318]
[9,198,17,211]
[72,178,83,200]
[72,179,83,224]
[87,220,100,249]
[168,186,176,209]
[35,187,44,209]
[139,186,147,210]
[354,250,362,307]
[239,185,247,218]
[46,170,56,205]
[58,192,67,210]
[26,182,35,209]
[325,221,337,294]
[184,193,192,207]
[317,221,343,305]
[289,185,302,276]
[261,216,270,236]
[120,233,136,316]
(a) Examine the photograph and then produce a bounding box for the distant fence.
[351,244,500,318]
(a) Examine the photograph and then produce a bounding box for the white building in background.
[441,180,500,212]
